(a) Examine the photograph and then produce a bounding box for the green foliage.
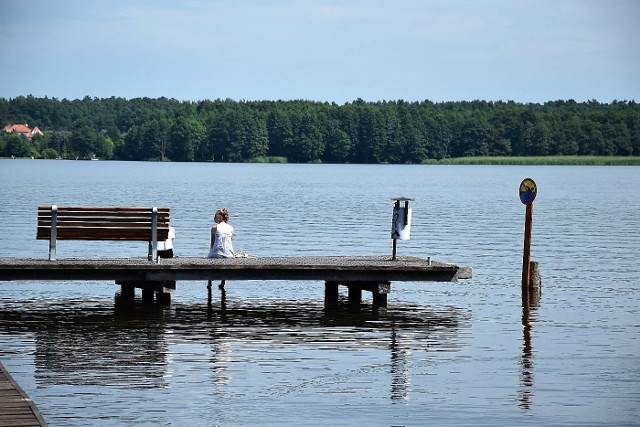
[0,132,39,158]
[69,119,93,156]
[247,156,288,163]
[1,96,639,163]
[41,148,59,159]
[42,131,69,157]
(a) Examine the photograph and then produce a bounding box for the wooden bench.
[37,206,170,262]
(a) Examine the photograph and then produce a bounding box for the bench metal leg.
[150,207,158,262]
[49,205,57,261]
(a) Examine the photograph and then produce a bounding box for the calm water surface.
[0,160,638,426]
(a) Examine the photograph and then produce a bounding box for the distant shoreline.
[3,155,640,166]
[422,156,640,166]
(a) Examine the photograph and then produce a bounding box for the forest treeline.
[1,95,639,163]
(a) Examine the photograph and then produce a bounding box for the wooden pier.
[0,361,47,427]
[0,255,470,424]
[0,255,471,307]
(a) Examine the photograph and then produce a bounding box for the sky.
[1,0,638,104]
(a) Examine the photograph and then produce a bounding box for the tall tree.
[266,108,294,159]
[171,115,206,162]
[69,118,98,158]
[356,106,385,163]
[287,110,324,162]
[324,124,353,163]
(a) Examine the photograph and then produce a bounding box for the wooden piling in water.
[348,285,362,305]
[529,261,541,292]
[120,283,135,304]
[324,281,390,308]
[324,281,339,307]
[116,280,175,305]
[141,288,155,304]
[370,282,390,307]
[528,261,542,306]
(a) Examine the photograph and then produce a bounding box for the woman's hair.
[216,208,230,222]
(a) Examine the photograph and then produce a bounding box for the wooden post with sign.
[519,178,537,308]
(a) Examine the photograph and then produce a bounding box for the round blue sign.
[519,178,537,205]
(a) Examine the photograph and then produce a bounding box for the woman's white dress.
[208,222,235,258]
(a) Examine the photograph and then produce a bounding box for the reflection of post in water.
[197,298,465,402]
[519,284,540,411]
[209,326,232,389]
[207,280,227,319]
[389,323,409,401]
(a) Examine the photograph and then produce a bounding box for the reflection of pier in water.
[202,299,469,401]
[0,298,470,401]
[0,304,170,389]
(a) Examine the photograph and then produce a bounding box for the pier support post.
[120,283,135,304]
[348,285,362,306]
[370,282,390,308]
[115,280,175,305]
[156,291,171,305]
[157,280,175,306]
[142,288,155,304]
[324,281,339,307]
[325,281,391,308]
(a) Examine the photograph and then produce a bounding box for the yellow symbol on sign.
[519,178,537,205]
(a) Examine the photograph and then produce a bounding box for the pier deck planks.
[0,256,470,283]
[0,362,47,427]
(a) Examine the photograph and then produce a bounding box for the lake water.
[0,160,639,426]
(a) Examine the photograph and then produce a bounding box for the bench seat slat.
[37,227,170,241]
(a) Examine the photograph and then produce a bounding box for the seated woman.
[208,208,235,258]
[157,225,176,258]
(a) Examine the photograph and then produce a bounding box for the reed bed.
[423,156,640,166]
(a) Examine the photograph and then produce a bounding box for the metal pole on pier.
[391,197,413,260]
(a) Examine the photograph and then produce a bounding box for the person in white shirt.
[207,208,236,292]
[208,208,235,258]
[157,225,176,259]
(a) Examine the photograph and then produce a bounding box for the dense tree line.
[1,95,639,162]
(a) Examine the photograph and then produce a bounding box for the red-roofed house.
[2,123,43,139]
